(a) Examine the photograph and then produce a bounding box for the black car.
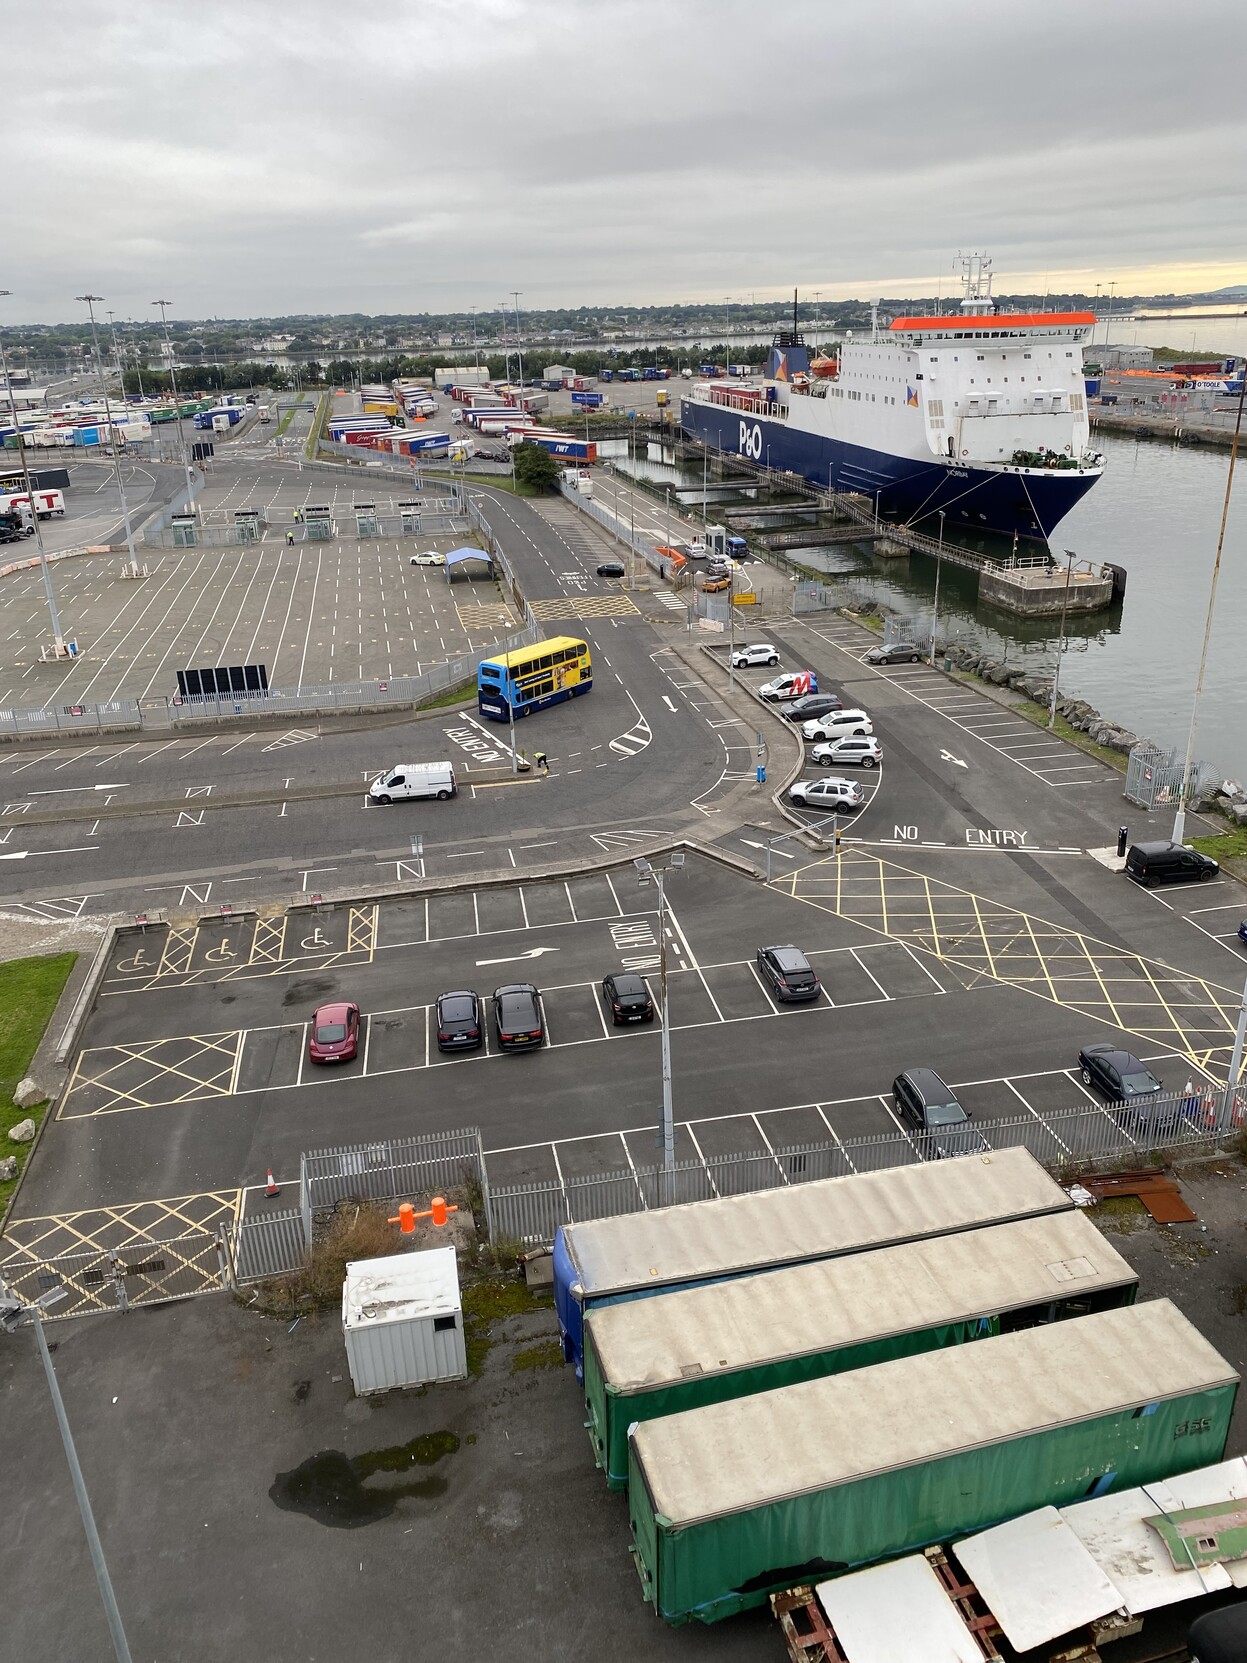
[1188,1603,1247,1663]
[892,1068,987,1158]
[596,560,626,578]
[603,971,654,1024]
[778,692,844,722]
[1078,1044,1162,1102]
[865,641,923,666]
[755,945,822,1003]
[1124,839,1219,886]
[435,989,483,1052]
[493,983,544,1051]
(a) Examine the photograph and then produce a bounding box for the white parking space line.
[593,989,611,1042]
[813,1104,855,1170]
[751,1114,789,1182]
[850,948,893,1001]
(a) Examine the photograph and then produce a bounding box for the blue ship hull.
[680,400,1099,542]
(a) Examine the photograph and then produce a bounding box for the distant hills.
[1206,286,1247,299]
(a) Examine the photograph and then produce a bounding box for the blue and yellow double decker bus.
[477,635,592,721]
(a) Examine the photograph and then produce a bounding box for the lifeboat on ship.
[810,355,839,378]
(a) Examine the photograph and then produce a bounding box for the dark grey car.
[603,971,654,1024]
[778,693,843,722]
[892,1067,987,1158]
[865,642,922,665]
[493,983,544,1051]
[755,945,821,1003]
[436,990,483,1052]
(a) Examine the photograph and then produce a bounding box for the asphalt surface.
[6,425,1247,1663]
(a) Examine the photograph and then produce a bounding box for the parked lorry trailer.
[554,1146,1072,1375]
[627,1299,1238,1626]
[584,1209,1137,1491]
[0,487,66,519]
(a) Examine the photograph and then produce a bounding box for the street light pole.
[0,292,68,652]
[1227,968,1247,1094]
[1172,365,1246,842]
[153,301,196,516]
[930,509,945,665]
[78,294,140,579]
[0,1295,134,1663]
[1047,549,1076,730]
[634,855,685,1201]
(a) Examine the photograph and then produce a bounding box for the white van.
[369,762,457,804]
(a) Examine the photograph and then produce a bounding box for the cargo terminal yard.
[3,355,1247,1663]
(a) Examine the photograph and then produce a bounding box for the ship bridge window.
[977,354,985,361]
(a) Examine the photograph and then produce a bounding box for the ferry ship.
[680,256,1105,542]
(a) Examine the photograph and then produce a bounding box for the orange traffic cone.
[265,1168,280,1198]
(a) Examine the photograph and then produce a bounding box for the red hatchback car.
[308,1002,360,1064]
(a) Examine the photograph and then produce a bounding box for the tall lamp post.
[1046,549,1076,730]
[1,1290,135,1662]
[152,301,196,516]
[0,292,69,653]
[929,509,945,665]
[77,294,141,579]
[633,853,685,1202]
[1172,367,1246,842]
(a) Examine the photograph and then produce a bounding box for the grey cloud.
[5,0,1245,321]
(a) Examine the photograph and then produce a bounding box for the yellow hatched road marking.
[784,847,1241,1067]
[1,1190,241,1262]
[60,1031,243,1118]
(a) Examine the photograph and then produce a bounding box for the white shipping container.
[342,1246,467,1394]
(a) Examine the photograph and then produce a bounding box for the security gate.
[304,506,332,540]
[354,503,378,537]
[1125,742,1201,810]
[0,1229,232,1320]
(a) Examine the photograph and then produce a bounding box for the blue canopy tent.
[444,546,494,582]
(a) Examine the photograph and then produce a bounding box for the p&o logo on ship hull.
[738,421,764,460]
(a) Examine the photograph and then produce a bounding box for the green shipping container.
[586,1210,1137,1490]
[628,1299,1237,1626]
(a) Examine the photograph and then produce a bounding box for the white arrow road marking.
[0,845,99,860]
[940,750,968,769]
[475,947,561,967]
[662,696,678,713]
[29,784,130,794]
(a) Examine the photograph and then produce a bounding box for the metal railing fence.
[299,1127,489,1246]
[487,1091,1245,1244]
[234,1208,307,1283]
[0,628,536,740]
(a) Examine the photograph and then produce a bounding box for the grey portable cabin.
[585,1209,1138,1488]
[554,1146,1072,1373]
[628,1300,1238,1626]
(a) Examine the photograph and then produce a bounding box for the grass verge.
[1190,825,1247,863]
[415,682,474,712]
[0,952,78,1212]
[275,404,298,438]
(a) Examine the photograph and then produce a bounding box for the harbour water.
[604,433,1247,784]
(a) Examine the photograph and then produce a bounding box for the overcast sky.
[7,0,1246,324]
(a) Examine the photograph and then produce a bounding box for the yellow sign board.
[732,591,757,606]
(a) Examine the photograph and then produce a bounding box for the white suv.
[731,643,780,669]
[801,709,873,742]
[788,777,865,811]
[812,735,881,769]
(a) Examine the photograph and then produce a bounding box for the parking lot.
[9,850,1243,1253]
[0,531,516,708]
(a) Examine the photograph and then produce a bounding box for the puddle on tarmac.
[283,976,335,1009]
[270,1431,459,1528]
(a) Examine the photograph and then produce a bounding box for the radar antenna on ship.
[956,251,996,315]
